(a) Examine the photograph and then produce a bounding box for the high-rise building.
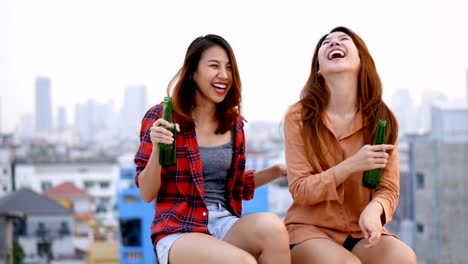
[16,114,34,140]
[416,91,448,133]
[119,86,148,140]
[409,101,468,264]
[35,77,53,133]
[391,88,417,137]
[75,101,95,145]
[74,100,116,145]
[57,106,67,133]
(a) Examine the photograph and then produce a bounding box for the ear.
[192,72,197,82]
[317,71,321,77]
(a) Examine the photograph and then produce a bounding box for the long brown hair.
[299,26,398,170]
[167,34,242,134]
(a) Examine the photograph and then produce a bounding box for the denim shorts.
[155,203,239,264]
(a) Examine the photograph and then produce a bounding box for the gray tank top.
[199,141,233,207]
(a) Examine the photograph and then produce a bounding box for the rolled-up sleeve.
[372,144,400,224]
[284,107,344,205]
[242,170,255,200]
[134,105,161,188]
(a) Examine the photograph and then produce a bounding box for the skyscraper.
[119,85,148,140]
[57,106,67,133]
[35,77,53,133]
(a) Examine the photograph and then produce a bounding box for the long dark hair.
[299,26,398,170]
[168,34,242,134]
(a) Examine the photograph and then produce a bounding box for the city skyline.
[1,0,468,133]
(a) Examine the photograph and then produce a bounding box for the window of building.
[84,181,95,189]
[119,218,142,247]
[123,194,139,204]
[3,168,7,175]
[41,181,52,192]
[58,221,71,237]
[99,181,110,189]
[78,167,89,173]
[416,172,425,189]
[14,218,27,237]
[416,223,424,234]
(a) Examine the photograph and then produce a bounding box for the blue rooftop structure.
[116,167,155,264]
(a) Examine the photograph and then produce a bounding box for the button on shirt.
[134,103,255,247]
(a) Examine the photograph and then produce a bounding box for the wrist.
[337,159,352,176]
[274,164,286,180]
[368,201,384,215]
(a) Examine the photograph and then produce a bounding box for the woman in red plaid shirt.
[134,34,291,264]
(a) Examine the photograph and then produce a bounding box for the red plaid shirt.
[134,103,255,246]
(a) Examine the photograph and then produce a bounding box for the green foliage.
[13,241,25,264]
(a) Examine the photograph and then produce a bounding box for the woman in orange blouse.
[284,26,417,263]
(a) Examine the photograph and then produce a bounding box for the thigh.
[291,238,361,264]
[169,232,256,264]
[223,212,288,258]
[352,235,417,264]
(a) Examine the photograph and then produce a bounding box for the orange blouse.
[283,104,399,245]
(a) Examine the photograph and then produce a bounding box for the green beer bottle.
[362,119,387,189]
[159,97,176,166]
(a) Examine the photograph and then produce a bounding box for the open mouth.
[328,49,346,60]
[212,83,227,90]
[212,82,228,94]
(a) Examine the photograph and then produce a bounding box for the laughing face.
[193,45,232,105]
[317,31,360,75]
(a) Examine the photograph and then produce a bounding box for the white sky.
[1,0,468,133]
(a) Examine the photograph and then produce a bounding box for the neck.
[192,102,217,125]
[324,72,358,115]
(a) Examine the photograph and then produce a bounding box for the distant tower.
[120,85,148,140]
[35,77,53,133]
[57,106,67,133]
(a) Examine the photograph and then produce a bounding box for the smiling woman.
[283,26,418,264]
[133,34,291,264]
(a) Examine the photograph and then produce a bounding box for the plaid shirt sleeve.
[134,104,162,187]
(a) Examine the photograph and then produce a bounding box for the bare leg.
[223,212,291,264]
[169,233,256,264]
[291,238,361,264]
[352,235,417,264]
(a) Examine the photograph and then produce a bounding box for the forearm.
[254,165,282,188]
[333,159,354,186]
[137,149,162,202]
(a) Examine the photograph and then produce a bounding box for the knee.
[402,248,417,264]
[344,257,362,264]
[229,252,256,264]
[255,213,288,239]
[388,245,417,264]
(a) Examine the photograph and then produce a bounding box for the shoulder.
[237,116,247,128]
[145,103,162,119]
[140,102,164,127]
[284,102,303,124]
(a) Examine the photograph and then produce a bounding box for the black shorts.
[290,235,363,252]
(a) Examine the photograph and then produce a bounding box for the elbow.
[141,194,154,203]
[289,185,310,206]
[290,193,309,206]
[139,187,158,203]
